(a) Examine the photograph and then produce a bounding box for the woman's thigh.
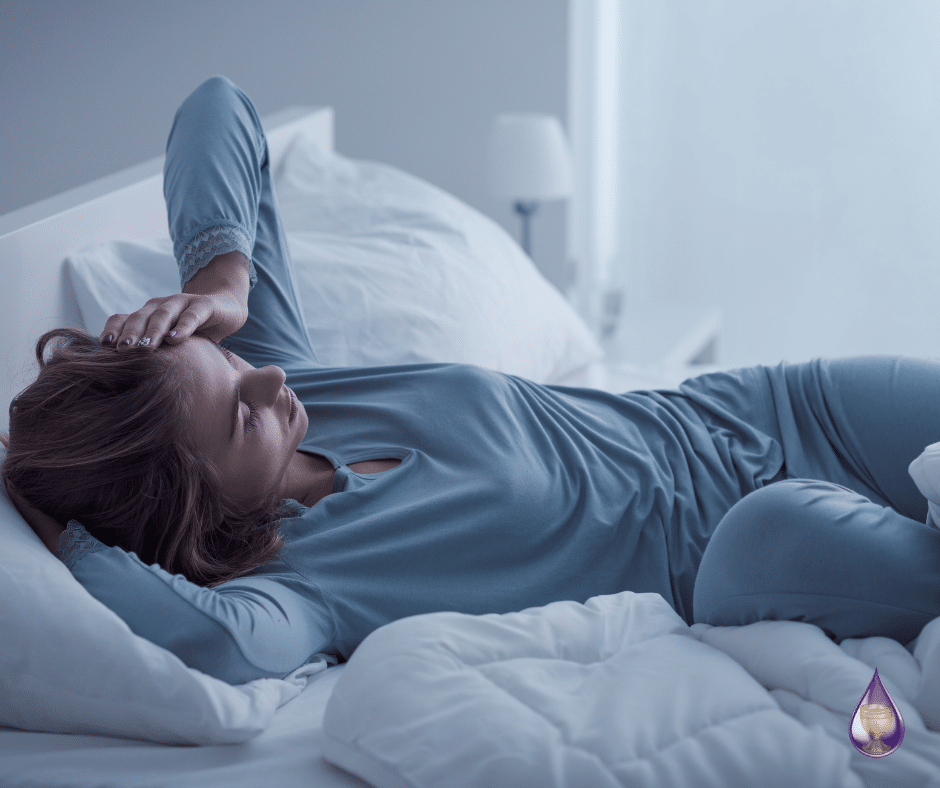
[692,479,940,643]
[778,356,940,521]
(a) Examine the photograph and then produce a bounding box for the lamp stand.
[514,200,540,257]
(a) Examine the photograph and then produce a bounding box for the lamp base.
[514,200,539,257]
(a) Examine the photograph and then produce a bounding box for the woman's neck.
[283,450,336,508]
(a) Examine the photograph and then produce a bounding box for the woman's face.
[168,336,308,507]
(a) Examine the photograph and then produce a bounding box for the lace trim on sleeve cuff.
[177,223,258,291]
[55,520,109,569]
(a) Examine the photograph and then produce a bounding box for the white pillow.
[66,136,601,383]
[274,134,601,380]
[0,443,326,744]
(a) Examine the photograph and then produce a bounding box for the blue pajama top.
[60,350,788,684]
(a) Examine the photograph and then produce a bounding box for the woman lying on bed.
[3,76,939,685]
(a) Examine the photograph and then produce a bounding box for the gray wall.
[1,0,569,287]
[615,0,940,366]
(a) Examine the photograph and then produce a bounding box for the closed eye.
[219,345,258,434]
[245,400,260,433]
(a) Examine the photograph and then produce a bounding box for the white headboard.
[0,106,333,422]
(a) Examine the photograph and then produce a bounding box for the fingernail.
[137,336,151,347]
[168,330,177,338]
[121,337,133,346]
[101,334,113,344]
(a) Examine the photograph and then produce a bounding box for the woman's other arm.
[57,520,334,684]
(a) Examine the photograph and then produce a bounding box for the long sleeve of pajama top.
[56,76,792,685]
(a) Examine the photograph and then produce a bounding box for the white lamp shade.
[487,114,574,201]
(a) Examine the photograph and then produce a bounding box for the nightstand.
[601,301,722,367]
[552,302,724,393]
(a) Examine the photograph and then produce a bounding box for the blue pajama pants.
[691,357,940,644]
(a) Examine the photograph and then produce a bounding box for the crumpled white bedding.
[322,591,940,788]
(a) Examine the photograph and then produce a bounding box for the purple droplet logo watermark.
[849,668,904,757]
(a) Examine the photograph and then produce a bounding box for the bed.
[1,104,940,788]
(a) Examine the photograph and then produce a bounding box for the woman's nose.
[242,365,286,406]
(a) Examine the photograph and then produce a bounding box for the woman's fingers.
[125,302,185,348]
[99,291,243,351]
[101,306,154,349]
[118,298,180,349]
[99,313,129,345]
[101,295,209,351]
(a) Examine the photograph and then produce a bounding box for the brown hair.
[2,328,287,587]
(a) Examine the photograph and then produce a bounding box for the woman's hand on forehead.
[100,291,248,351]
[101,251,250,351]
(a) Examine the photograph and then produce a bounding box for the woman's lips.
[288,388,297,423]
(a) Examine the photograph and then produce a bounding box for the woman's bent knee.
[692,479,858,626]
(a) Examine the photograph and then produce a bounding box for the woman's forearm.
[183,250,250,305]
[66,538,334,683]
[180,250,251,343]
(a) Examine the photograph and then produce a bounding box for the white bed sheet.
[0,666,367,788]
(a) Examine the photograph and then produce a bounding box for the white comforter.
[322,591,940,788]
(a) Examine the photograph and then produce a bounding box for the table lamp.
[487,113,574,257]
